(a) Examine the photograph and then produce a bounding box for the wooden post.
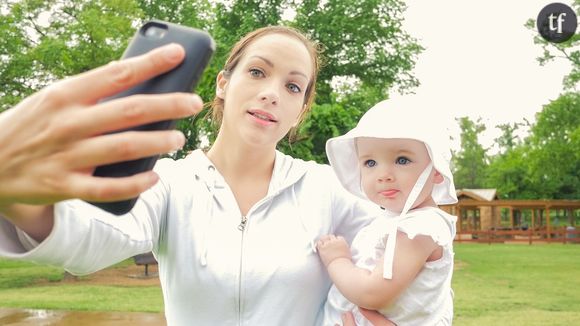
[531,208,535,230]
[510,207,514,229]
[457,205,462,233]
[546,205,551,241]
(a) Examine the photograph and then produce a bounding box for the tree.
[452,117,489,189]
[525,0,579,91]
[526,92,580,199]
[515,1,580,199]
[0,0,142,111]
[1,0,422,163]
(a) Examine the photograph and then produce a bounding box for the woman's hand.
[340,309,397,326]
[0,43,202,206]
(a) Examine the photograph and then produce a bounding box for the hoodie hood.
[186,149,316,266]
[187,149,310,197]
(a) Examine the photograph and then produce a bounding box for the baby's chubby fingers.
[316,234,334,248]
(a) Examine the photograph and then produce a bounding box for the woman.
[0,26,390,325]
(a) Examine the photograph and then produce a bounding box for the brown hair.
[210,26,322,131]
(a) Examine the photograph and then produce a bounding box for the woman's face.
[216,33,313,148]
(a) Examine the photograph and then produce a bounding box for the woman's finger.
[62,130,186,169]
[56,43,186,104]
[359,308,396,326]
[63,93,202,138]
[66,171,160,202]
[341,312,357,326]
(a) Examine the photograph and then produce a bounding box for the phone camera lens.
[144,26,167,39]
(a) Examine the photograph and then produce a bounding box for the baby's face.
[356,137,441,213]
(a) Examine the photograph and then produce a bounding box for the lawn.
[1,243,579,325]
[0,259,163,312]
[453,243,580,325]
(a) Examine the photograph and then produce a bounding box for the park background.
[1,0,579,325]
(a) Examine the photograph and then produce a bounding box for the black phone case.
[88,20,215,215]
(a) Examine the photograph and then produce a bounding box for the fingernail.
[172,131,186,148]
[163,43,183,62]
[148,172,160,184]
[190,94,203,110]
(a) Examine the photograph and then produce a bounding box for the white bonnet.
[325,98,458,206]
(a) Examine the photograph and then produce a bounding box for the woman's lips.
[248,109,277,123]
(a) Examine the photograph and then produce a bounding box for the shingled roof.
[456,189,497,201]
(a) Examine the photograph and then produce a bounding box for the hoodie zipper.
[237,215,247,231]
[238,215,245,326]
[236,196,273,325]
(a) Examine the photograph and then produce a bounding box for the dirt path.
[37,264,161,287]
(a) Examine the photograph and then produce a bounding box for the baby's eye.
[249,68,264,78]
[364,159,377,168]
[287,83,301,93]
[396,157,411,165]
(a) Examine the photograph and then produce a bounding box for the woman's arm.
[0,43,201,241]
[317,231,438,310]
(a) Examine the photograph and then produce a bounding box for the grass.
[0,259,163,312]
[453,243,580,325]
[1,244,579,325]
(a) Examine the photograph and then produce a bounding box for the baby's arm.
[317,231,439,310]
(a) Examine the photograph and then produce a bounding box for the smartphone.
[86,20,215,215]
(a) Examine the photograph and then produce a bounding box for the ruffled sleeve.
[397,209,456,247]
[377,208,456,280]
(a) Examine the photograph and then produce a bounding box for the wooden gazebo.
[440,189,580,242]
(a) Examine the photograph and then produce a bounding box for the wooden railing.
[455,228,580,244]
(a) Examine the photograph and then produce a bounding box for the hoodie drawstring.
[199,165,221,267]
[292,184,317,254]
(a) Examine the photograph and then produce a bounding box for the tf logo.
[537,3,577,43]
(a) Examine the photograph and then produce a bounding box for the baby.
[319,99,458,325]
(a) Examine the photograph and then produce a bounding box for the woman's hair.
[210,26,322,130]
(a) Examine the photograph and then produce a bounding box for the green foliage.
[293,0,421,102]
[0,0,141,111]
[278,101,361,162]
[525,0,580,91]
[486,146,535,199]
[526,92,580,199]
[1,0,422,163]
[452,117,489,189]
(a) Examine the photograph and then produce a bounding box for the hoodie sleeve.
[325,165,378,244]
[0,159,174,275]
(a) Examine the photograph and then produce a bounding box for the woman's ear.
[216,71,228,99]
[433,170,444,184]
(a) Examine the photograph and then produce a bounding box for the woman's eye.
[249,68,264,78]
[287,83,301,93]
[364,159,377,168]
[396,157,411,165]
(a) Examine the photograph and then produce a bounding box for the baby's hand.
[316,234,352,267]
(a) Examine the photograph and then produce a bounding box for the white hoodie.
[0,149,378,325]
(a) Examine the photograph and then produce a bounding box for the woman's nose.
[258,87,279,106]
